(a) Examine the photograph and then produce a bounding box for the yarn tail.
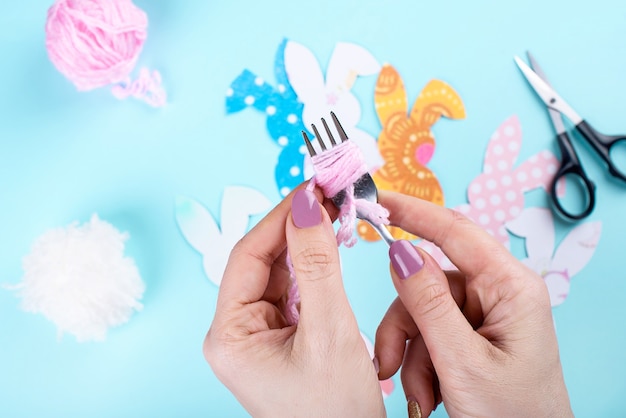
[111,67,167,107]
[284,252,300,325]
[335,185,359,248]
[284,278,300,325]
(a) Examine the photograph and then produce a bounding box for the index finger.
[378,190,518,279]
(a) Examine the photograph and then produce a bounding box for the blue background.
[1,0,626,416]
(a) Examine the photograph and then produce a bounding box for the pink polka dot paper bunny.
[418,115,563,269]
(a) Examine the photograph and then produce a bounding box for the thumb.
[388,240,476,366]
[286,189,354,333]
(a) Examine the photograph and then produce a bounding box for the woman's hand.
[203,188,386,417]
[375,190,573,418]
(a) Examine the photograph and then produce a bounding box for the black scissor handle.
[576,120,626,182]
[551,132,597,221]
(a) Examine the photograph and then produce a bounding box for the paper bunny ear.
[325,42,381,91]
[374,64,408,125]
[505,207,555,261]
[545,220,601,307]
[482,116,558,194]
[511,149,561,196]
[286,41,380,103]
[226,69,276,114]
[483,115,523,173]
[284,40,325,104]
[273,38,299,99]
[410,79,466,128]
[218,186,272,238]
[552,220,602,277]
[225,38,299,123]
[175,187,272,285]
[175,196,220,256]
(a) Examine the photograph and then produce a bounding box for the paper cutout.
[360,332,395,399]
[417,115,561,269]
[358,64,466,242]
[456,115,561,242]
[226,39,310,197]
[284,40,384,172]
[506,207,601,307]
[175,186,271,285]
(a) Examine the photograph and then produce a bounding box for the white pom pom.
[16,214,145,342]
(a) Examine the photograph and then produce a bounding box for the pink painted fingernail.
[291,190,321,228]
[389,240,424,280]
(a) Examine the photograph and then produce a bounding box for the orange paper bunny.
[357,64,466,241]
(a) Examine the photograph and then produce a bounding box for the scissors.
[514,52,626,221]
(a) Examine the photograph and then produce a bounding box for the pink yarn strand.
[111,67,167,107]
[335,183,358,248]
[284,253,300,325]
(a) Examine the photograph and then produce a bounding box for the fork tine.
[321,118,337,146]
[330,111,348,142]
[310,123,327,151]
[301,131,317,157]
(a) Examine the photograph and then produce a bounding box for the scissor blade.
[514,56,583,126]
[525,52,568,135]
[526,51,550,84]
[546,103,568,135]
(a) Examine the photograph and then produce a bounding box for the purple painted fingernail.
[389,240,424,280]
[291,189,321,228]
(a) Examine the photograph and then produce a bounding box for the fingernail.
[291,190,321,228]
[372,356,380,375]
[408,397,422,418]
[389,240,424,280]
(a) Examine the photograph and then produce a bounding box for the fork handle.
[365,220,396,247]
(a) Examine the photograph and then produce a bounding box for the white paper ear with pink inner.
[14,214,145,342]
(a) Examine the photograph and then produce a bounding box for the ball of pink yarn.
[45,0,148,91]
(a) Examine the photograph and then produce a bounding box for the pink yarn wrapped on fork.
[306,140,389,248]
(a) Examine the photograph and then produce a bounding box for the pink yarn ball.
[45,0,149,91]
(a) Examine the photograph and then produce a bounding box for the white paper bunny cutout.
[417,115,562,269]
[175,186,272,286]
[284,40,384,174]
[506,207,601,307]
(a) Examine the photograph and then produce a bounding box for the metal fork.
[302,112,395,246]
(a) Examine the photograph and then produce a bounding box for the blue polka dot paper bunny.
[226,38,311,197]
